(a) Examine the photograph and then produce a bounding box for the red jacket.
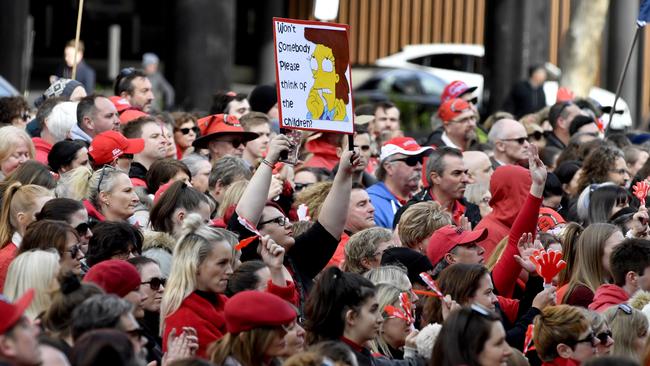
[0,243,17,293]
[476,165,531,258]
[303,139,339,172]
[491,193,542,298]
[163,292,228,358]
[32,137,52,165]
[497,295,519,324]
[589,284,629,313]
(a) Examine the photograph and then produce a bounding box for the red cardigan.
[492,193,542,298]
[163,292,228,358]
[162,281,299,358]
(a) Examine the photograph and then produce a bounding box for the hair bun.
[181,213,205,234]
[59,272,82,294]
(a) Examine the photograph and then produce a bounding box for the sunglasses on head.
[392,155,422,167]
[178,127,200,135]
[142,277,166,291]
[528,131,544,141]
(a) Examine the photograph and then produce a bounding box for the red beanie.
[225,291,296,334]
[83,259,141,298]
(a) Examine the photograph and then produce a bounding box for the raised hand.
[514,233,542,273]
[259,235,285,270]
[266,135,292,165]
[528,144,547,187]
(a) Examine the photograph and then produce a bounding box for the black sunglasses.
[468,97,478,105]
[178,127,200,135]
[75,222,91,236]
[571,331,598,347]
[355,144,371,151]
[118,67,136,78]
[392,155,422,167]
[142,277,166,291]
[67,243,83,258]
[528,131,544,141]
[501,137,527,145]
[294,182,312,192]
[595,330,612,345]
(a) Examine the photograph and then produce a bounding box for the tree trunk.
[559,0,610,97]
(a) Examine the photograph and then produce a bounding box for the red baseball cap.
[109,96,133,113]
[440,80,477,104]
[120,109,149,125]
[89,130,145,166]
[192,114,259,149]
[438,98,474,123]
[0,289,34,334]
[537,207,566,232]
[379,137,433,161]
[426,225,488,266]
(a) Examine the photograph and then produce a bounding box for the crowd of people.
[3,45,650,366]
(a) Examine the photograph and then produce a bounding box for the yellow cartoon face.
[310,44,339,94]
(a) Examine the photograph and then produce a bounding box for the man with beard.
[394,146,480,228]
[488,118,530,168]
[367,137,432,228]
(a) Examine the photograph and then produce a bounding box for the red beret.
[225,291,296,334]
[83,259,141,298]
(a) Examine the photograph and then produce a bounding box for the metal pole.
[71,0,85,80]
[606,25,641,135]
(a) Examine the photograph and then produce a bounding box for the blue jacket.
[366,182,401,229]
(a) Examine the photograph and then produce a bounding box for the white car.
[376,44,485,106]
[375,44,632,129]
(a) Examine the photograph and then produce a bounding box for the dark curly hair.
[576,145,624,194]
[0,96,29,125]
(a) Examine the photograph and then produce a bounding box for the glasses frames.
[258,216,290,228]
[141,277,166,291]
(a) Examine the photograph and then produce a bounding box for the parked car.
[375,43,632,129]
[375,44,485,105]
[353,68,446,110]
[0,76,19,97]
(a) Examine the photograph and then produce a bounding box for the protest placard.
[273,17,354,134]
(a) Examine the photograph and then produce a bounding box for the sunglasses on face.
[216,138,243,148]
[528,131,544,141]
[141,277,166,291]
[294,182,312,192]
[125,327,144,340]
[75,222,91,236]
[355,145,371,152]
[595,330,612,345]
[501,137,528,145]
[67,243,83,258]
[178,127,200,135]
[468,97,478,105]
[392,155,422,167]
[572,331,598,347]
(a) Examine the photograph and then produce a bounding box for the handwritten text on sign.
[273,18,354,134]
